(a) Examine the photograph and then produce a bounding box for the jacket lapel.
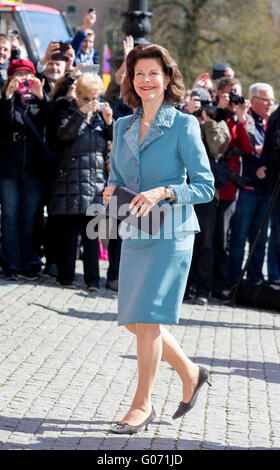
[123,102,177,156]
[123,112,141,160]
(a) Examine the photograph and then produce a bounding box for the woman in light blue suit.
[103,44,215,434]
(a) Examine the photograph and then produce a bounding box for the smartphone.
[8,29,19,39]
[212,62,229,80]
[81,64,100,74]
[51,42,70,61]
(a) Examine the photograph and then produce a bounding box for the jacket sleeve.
[56,107,85,142]
[107,119,126,187]
[235,120,254,154]
[203,120,230,158]
[172,115,215,205]
[70,29,87,56]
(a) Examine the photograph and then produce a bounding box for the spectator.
[47,73,113,290]
[258,101,280,283]
[36,41,76,95]
[212,76,253,300]
[0,59,52,281]
[227,83,275,290]
[183,88,230,305]
[71,11,99,67]
[104,35,134,292]
[0,34,21,91]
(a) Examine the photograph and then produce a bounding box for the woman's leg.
[126,324,199,404]
[121,323,162,425]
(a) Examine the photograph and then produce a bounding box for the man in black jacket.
[258,104,280,279]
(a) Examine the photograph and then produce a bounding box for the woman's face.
[76,88,101,109]
[133,58,169,106]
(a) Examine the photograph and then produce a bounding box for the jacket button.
[132,158,138,166]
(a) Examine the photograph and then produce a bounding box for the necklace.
[141,117,152,127]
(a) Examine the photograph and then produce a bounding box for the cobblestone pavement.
[0,260,279,451]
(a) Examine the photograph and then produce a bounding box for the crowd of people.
[0,9,279,303]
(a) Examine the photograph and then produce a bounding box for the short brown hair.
[216,77,241,93]
[121,43,185,109]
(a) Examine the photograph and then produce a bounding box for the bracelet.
[167,185,176,202]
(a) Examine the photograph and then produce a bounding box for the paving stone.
[0,260,279,450]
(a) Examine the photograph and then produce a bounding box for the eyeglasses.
[14,71,32,78]
[252,96,275,105]
[82,96,99,103]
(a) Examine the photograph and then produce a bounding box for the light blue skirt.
[118,235,194,325]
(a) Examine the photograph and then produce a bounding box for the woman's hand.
[78,98,100,115]
[32,77,45,100]
[186,96,201,115]
[5,76,20,99]
[103,186,115,204]
[70,63,85,79]
[129,187,167,217]
[101,102,113,126]
[236,99,250,122]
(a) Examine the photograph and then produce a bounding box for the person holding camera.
[183,87,230,305]
[226,83,275,290]
[212,76,254,300]
[47,72,112,290]
[0,59,52,281]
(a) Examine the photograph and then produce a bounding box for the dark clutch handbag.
[106,185,167,236]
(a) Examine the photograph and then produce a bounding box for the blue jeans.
[0,179,44,273]
[227,190,269,287]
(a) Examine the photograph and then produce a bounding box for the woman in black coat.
[0,59,52,281]
[48,72,113,290]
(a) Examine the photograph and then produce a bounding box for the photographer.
[212,77,254,300]
[227,83,275,290]
[47,73,113,291]
[183,88,230,305]
[0,59,52,281]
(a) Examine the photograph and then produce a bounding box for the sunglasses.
[82,96,99,103]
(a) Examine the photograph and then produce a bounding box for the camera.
[229,91,245,105]
[194,102,227,122]
[7,29,19,39]
[51,42,70,62]
[99,102,106,109]
[226,170,249,189]
[19,80,32,89]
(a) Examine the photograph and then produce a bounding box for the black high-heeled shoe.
[110,406,156,434]
[172,366,211,420]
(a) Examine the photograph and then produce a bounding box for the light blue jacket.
[108,102,215,237]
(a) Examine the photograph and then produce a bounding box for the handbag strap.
[15,103,55,160]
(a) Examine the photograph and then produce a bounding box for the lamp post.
[121,0,152,45]
[108,1,152,73]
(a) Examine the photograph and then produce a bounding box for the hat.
[7,59,36,77]
[191,87,212,104]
